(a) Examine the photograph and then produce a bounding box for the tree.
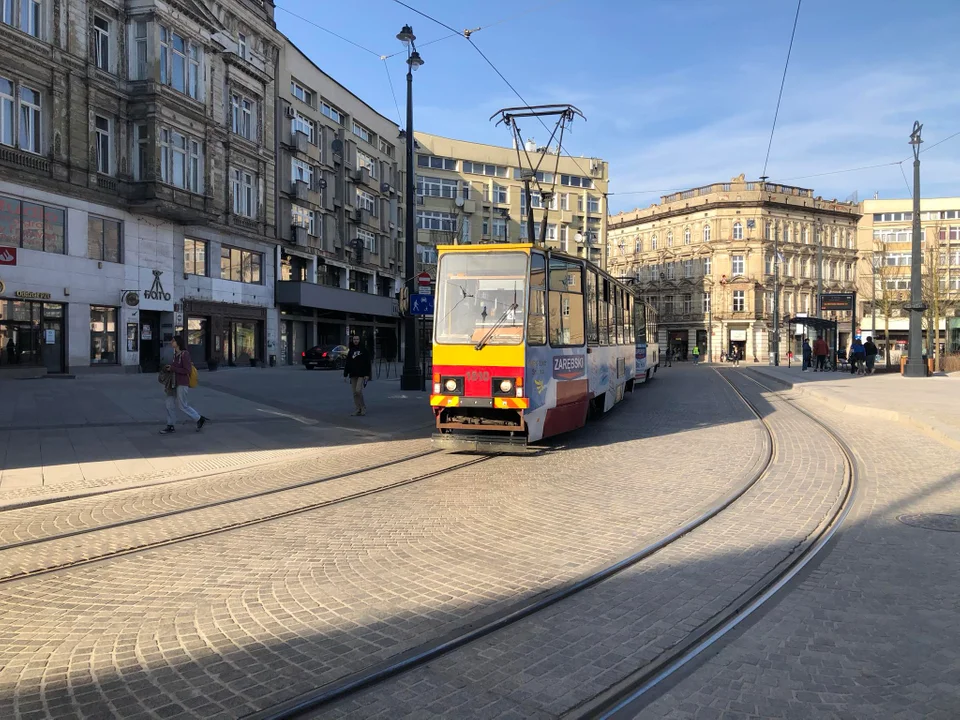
[867,239,896,370]
[923,224,948,370]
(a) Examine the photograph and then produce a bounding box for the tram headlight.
[499,379,513,393]
[445,379,459,392]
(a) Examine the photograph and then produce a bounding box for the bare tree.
[869,239,896,370]
[923,224,946,370]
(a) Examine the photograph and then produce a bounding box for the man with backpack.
[160,336,207,434]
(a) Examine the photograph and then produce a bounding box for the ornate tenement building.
[0,0,282,375]
[607,176,861,363]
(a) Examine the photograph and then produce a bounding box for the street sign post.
[410,294,434,315]
[417,272,432,295]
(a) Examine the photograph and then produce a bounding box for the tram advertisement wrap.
[636,344,648,373]
[552,354,585,380]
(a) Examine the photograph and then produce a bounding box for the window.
[873,212,912,223]
[379,138,394,157]
[732,254,744,275]
[5,0,40,37]
[95,115,110,174]
[663,295,674,316]
[93,16,110,71]
[703,224,711,242]
[733,290,745,312]
[703,256,712,275]
[352,121,372,143]
[417,175,457,198]
[320,101,342,123]
[733,221,743,240]
[684,228,691,245]
[683,259,693,278]
[292,111,315,143]
[651,235,657,250]
[132,20,148,79]
[460,182,471,200]
[19,85,40,153]
[290,79,313,106]
[832,229,839,247]
[461,217,470,243]
[237,32,247,60]
[356,188,376,214]
[682,293,692,314]
[0,195,64,253]
[491,218,507,239]
[419,211,458,232]
[765,253,773,275]
[358,228,376,254]
[183,237,207,276]
[160,128,202,192]
[802,225,809,243]
[291,204,316,235]
[417,154,456,171]
[160,26,201,99]
[232,168,255,217]
[765,222,772,240]
[548,257,584,346]
[666,262,675,280]
[560,174,593,188]
[525,253,547,345]
[493,184,508,204]
[291,158,313,186]
[462,161,506,177]
[220,245,262,283]
[90,307,118,365]
[844,262,852,281]
[231,94,255,140]
[702,292,711,313]
[133,123,148,180]
[586,195,601,214]
[357,150,378,179]
[87,215,121,263]
[634,238,642,254]
[0,76,12,146]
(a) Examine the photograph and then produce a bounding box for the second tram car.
[429,243,653,452]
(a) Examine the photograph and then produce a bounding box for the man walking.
[864,336,879,375]
[343,334,371,416]
[160,336,207,434]
[692,345,700,365]
[813,335,828,372]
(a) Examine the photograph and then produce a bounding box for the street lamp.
[871,252,882,361]
[815,217,824,317]
[904,121,927,378]
[772,221,781,366]
[398,24,424,391]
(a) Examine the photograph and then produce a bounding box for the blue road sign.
[410,294,434,315]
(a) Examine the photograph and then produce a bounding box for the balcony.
[291,226,308,245]
[276,281,398,317]
[350,167,375,188]
[292,180,309,201]
[293,129,308,154]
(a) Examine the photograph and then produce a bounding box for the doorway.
[139,310,162,373]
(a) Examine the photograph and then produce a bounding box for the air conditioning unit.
[284,106,296,119]
[291,225,308,245]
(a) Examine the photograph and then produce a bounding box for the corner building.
[0,0,282,376]
[607,176,860,363]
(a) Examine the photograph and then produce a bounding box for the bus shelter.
[787,316,839,367]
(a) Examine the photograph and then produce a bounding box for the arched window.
[733,221,743,240]
[635,238,641,254]
[764,222,772,240]
[703,224,711,242]
[801,225,809,244]
[784,224,792,243]
[651,234,658,250]
[667,233,673,247]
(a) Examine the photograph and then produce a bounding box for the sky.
[277,0,960,214]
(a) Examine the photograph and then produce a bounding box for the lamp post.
[815,217,824,317]
[871,252,881,352]
[904,121,927,378]
[398,24,424,391]
[772,221,781,366]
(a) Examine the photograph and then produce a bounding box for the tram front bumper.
[431,432,539,455]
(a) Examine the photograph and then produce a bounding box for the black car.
[302,345,347,370]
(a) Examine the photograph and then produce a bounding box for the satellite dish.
[331,139,343,155]
[380,181,391,193]
[454,197,465,207]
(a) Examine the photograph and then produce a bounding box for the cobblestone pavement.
[308,369,850,719]
[630,370,960,720]
[0,367,769,719]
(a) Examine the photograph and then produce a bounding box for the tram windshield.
[435,251,527,346]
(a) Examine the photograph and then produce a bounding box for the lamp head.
[396,25,415,46]
[408,50,424,70]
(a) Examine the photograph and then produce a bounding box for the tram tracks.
[256,369,857,720]
[0,450,496,585]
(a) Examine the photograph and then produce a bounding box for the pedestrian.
[801,338,812,372]
[160,336,207,434]
[863,336,879,375]
[813,336,828,372]
[664,347,672,367]
[692,345,700,365]
[850,336,866,376]
[730,345,740,367]
[343,334,371,416]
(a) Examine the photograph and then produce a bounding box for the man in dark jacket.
[343,335,371,416]
[863,336,879,374]
[801,338,812,372]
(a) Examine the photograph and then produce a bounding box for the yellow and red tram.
[429,243,657,452]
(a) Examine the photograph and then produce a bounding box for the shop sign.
[730,329,747,341]
[0,247,16,266]
[138,267,174,311]
[15,290,52,300]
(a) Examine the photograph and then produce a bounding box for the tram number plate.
[466,370,490,382]
[460,397,493,408]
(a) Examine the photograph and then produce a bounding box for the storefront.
[183,300,266,368]
[0,290,66,374]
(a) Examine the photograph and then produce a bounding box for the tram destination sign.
[819,293,854,312]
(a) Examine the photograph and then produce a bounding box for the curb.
[746,368,960,452]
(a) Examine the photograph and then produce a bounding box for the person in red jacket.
[160,336,208,434]
[813,336,829,372]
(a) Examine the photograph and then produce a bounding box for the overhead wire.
[760,0,803,180]
[275,5,382,57]
[382,59,404,127]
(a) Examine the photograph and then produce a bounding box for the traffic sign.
[417,272,431,287]
[410,294,434,315]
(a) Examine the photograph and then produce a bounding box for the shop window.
[0,195,64,253]
[184,237,207,276]
[90,306,118,364]
[220,245,262,284]
[88,215,122,263]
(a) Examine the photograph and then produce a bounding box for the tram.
[429,243,656,452]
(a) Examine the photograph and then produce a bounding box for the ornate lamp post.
[904,121,927,378]
[398,25,424,391]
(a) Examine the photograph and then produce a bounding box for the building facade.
[607,176,861,363]
[0,0,283,376]
[412,133,609,270]
[857,197,960,357]
[273,40,402,364]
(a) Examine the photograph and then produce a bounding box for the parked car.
[302,345,348,370]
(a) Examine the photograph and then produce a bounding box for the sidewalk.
[746,364,960,450]
[0,366,436,502]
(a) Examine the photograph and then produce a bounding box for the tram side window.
[528,252,546,345]
[586,270,599,344]
[548,257,584,347]
[634,300,647,343]
[598,278,609,345]
[612,288,621,345]
[624,294,633,345]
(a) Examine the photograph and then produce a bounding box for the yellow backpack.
[188,364,199,388]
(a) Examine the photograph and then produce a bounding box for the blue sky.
[278,0,960,213]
